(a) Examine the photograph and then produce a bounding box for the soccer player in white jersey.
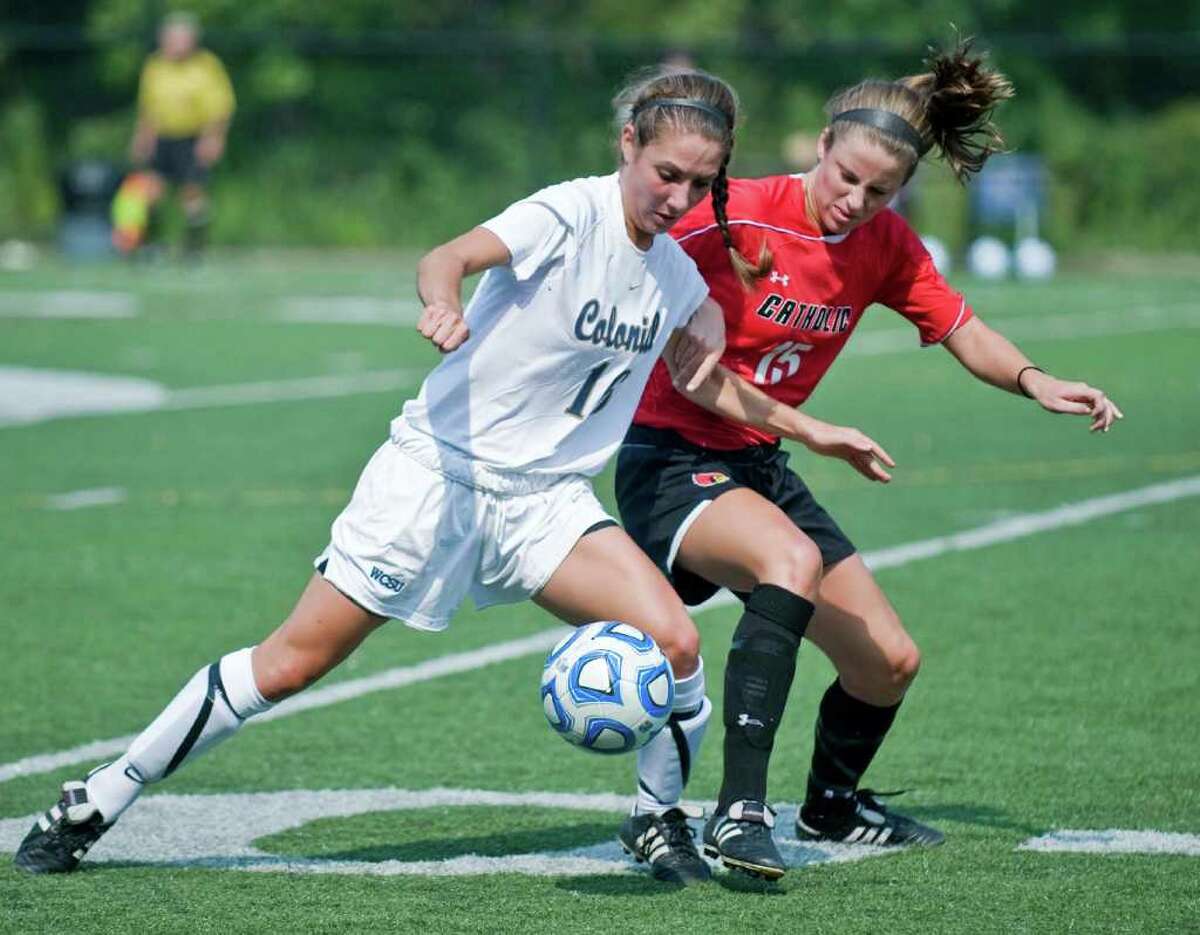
[15,67,743,885]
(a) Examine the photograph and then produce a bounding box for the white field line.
[698,473,1200,612]
[0,788,897,875]
[862,473,1200,571]
[44,487,128,511]
[1019,829,1200,856]
[6,299,1196,429]
[255,631,565,724]
[0,368,166,428]
[0,290,138,319]
[276,297,1200,346]
[0,368,425,429]
[2,472,1198,785]
[848,301,1200,356]
[0,631,564,784]
[162,370,424,411]
[1,289,1193,339]
[278,296,423,326]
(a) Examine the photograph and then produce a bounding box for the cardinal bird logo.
[691,471,730,487]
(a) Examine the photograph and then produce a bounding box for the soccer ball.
[1014,237,1057,280]
[919,234,952,274]
[967,236,1012,280]
[540,621,675,755]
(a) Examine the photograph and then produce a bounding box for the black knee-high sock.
[143,203,163,249]
[717,584,814,814]
[184,208,210,256]
[807,679,901,805]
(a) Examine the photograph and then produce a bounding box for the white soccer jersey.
[400,172,709,476]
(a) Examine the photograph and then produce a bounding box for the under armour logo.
[768,270,790,287]
[736,713,765,728]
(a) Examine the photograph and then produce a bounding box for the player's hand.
[1024,372,1125,432]
[803,421,896,483]
[417,300,470,353]
[130,131,156,164]
[671,300,725,393]
[195,134,225,167]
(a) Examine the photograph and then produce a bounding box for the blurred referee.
[128,12,234,257]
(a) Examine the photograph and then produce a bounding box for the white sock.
[634,659,710,815]
[86,647,271,822]
[671,656,707,712]
[82,757,142,824]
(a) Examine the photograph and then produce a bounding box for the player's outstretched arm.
[415,227,512,353]
[676,364,895,483]
[129,117,157,164]
[944,317,1124,432]
[195,118,230,167]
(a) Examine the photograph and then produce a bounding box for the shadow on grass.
[292,821,615,863]
[554,868,789,898]
[900,801,1042,836]
[712,869,788,895]
[553,874,689,897]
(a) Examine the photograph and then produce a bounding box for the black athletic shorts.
[150,136,208,185]
[615,424,857,607]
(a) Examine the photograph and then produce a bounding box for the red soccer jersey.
[634,174,973,449]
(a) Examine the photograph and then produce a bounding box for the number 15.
[754,340,812,385]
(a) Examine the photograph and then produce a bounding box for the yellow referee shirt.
[137,49,235,139]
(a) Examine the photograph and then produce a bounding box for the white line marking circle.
[0,788,897,876]
[1019,829,1200,856]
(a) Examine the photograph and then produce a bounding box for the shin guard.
[635,661,709,814]
[717,585,813,813]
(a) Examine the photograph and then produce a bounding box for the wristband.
[1016,365,1044,399]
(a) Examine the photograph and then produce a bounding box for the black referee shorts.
[150,136,209,186]
[615,424,856,607]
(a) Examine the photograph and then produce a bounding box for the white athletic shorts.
[314,420,613,631]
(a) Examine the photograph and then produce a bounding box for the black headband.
[832,108,931,156]
[631,97,731,130]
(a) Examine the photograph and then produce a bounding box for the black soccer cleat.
[796,788,945,847]
[702,799,786,880]
[618,805,711,884]
[14,780,114,874]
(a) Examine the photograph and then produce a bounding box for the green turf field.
[1,254,1198,933]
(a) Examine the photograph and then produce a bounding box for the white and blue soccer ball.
[540,621,675,755]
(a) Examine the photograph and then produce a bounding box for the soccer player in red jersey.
[616,40,1123,878]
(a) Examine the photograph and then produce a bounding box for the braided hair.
[710,150,773,286]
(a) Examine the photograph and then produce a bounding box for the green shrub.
[0,98,58,239]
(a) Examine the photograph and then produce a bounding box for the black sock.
[184,210,210,256]
[717,584,814,814]
[143,206,163,250]
[807,679,901,808]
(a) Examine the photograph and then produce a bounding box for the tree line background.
[3,0,1200,257]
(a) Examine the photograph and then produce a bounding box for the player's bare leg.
[805,555,917,706]
[253,574,387,700]
[536,525,711,884]
[180,181,210,257]
[14,575,384,874]
[536,525,700,676]
[674,488,822,879]
[796,555,943,846]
